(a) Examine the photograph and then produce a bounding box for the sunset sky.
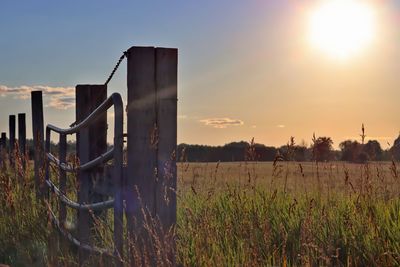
[0,0,399,148]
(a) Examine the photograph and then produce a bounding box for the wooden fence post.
[126,46,178,264]
[0,132,6,167]
[58,133,68,255]
[31,91,44,197]
[18,113,26,171]
[9,115,16,168]
[76,84,107,265]
[155,48,178,257]
[0,132,5,149]
[126,47,157,263]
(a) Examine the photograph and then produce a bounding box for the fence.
[0,46,178,266]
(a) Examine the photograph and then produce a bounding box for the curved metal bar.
[47,205,116,257]
[47,147,114,172]
[47,153,74,172]
[46,180,114,210]
[44,92,125,260]
[46,93,122,135]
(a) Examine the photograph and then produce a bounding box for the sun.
[308,0,376,60]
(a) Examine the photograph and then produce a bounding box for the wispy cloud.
[200,117,244,129]
[0,85,75,109]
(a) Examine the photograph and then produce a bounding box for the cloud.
[0,85,75,109]
[200,118,244,129]
[277,124,285,128]
[47,97,75,110]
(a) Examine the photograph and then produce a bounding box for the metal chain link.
[69,51,128,128]
[104,51,128,86]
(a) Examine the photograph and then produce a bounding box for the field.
[177,161,400,266]
[1,160,400,266]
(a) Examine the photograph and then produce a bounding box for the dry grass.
[177,161,400,266]
[1,149,400,266]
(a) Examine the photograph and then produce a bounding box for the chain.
[104,51,128,86]
[68,51,127,128]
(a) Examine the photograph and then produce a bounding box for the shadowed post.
[31,91,44,197]
[126,47,157,262]
[18,113,26,171]
[0,132,6,167]
[126,46,177,264]
[58,133,67,255]
[9,115,15,168]
[155,48,178,262]
[75,84,107,266]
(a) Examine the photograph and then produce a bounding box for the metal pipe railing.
[47,148,114,172]
[47,204,116,257]
[46,93,122,135]
[46,180,114,210]
[44,92,124,260]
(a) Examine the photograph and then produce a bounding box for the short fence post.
[0,132,6,167]
[18,113,26,172]
[58,133,68,254]
[31,91,45,197]
[9,115,16,168]
[126,46,178,264]
[75,84,107,265]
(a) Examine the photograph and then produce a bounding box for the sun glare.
[308,0,376,60]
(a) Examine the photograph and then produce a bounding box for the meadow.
[1,158,400,266]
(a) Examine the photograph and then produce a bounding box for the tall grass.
[0,147,400,266]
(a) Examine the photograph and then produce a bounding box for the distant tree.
[363,140,383,161]
[177,141,277,162]
[294,145,308,161]
[339,140,362,162]
[391,134,400,161]
[357,151,369,163]
[312,136,334,162]
[277,137,308,162]
[339,139,383,163]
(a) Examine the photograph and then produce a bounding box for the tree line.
[177,134,400,163]
[3,132,400,163]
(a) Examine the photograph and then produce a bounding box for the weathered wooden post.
[58,133,67,255]
[18,113,26,170]
[0,133,5,149]
[155,48,178,258]
[31,91,45,197]
[75,84,107,265]
[126,46,177,264]
[9,115,16,168]
[0,132,6,167]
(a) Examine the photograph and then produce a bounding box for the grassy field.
[177,161,400,266]
[1,160,400,266]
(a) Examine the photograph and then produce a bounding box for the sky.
[0,0,400,148]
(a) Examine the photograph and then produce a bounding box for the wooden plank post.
[155,48,178,262]
[18,113,26,171]
[76,84,107,265]
[31,91,45,197]
[0,132,5,149]
[126,47,157,263]
[126,46,178,265]
[0,132,6,168]
[9,115,16,168]
[58,133,68,255]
